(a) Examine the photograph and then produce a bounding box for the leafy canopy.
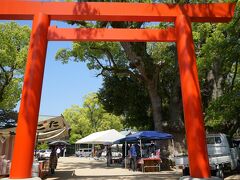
[63,93,123,143]
[0,22,30,110]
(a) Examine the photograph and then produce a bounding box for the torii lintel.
[0,1,236,22]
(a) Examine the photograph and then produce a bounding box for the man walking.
[129,144,137,171]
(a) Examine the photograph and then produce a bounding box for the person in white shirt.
[56,147,61,158]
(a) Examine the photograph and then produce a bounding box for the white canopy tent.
[75,129,124,145]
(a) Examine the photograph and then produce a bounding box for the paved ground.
[45,157,240,180]
[46,157,181,180]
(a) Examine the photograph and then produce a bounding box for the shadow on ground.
[46,170,180,180]
[46,157,181,179]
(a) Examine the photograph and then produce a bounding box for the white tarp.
[75,129,124,145]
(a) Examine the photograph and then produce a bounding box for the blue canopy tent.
[114,131,173,144]
[114,131,173,168]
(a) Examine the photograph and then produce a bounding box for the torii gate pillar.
[10,13,50,179]
[176,15,210,178]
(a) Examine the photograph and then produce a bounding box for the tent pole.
[125,141,127,169]
[140,139,142,158]
[34,132,39,158]
[171,139,175,156]
[93,144,94,158]
[88,144,89,159]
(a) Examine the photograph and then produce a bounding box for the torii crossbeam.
[0,0,236,179]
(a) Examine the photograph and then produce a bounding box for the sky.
[6,20,103,116]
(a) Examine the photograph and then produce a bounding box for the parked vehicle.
[174,133,240,179]
[75,148,92,157]
[38,149,51,159]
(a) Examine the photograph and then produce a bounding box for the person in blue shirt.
[129,143,137,171]
[135,142,141,158]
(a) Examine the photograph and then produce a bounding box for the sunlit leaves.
[0,22,30,110]
[63,93,123,143]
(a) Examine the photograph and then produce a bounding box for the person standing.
[106,145,112,167]
[129,144,137,171]
[135,142,141,158]
[148,141,156,157]
[56,147,61,158]
[49,147,58,174]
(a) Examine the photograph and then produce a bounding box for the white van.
[76,148,92,157]
[174,133,240,179]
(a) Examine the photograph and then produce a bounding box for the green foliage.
[63,105,90,143]
[98,75,153,129]
[192,1,240,136]
[56,1,176,130]
[56,41,129,73]
[37,142,48,150]
[63,93,123,143]
[205,87,240,137]
[0,22,30,110]
[58,0,240,135]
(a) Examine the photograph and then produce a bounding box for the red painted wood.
[47,27,176,42]
[175,15,210,178]
[10,13,50,178]
[0,1,236,22]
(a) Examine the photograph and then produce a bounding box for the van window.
[207,137,215,144]
[215,137,221,144]
[206,136,222,144]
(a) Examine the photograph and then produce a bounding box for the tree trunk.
[147,81,163,131]
[206,58,224,101]
[169,73,184,130]
[169,58,184,132]
[120,42,163,131]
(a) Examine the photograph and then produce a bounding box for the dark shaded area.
[0,109,17,129]
[98,75,153,129]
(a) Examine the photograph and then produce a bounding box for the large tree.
[193,2,240,136]
[57,0,239,135]
[0,22,30,110]
[56,0,182,131]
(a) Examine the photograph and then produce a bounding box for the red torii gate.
[0,0,236,179]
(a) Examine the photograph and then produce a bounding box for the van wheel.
[211,170,216,176]
[216,168,224,179]
[237,160,240,172]
[182,167,189,176]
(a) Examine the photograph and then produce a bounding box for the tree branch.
[89,55,105,69]
[0,65,6,73]
[89,54,142,81]
[0,65,14,102]
[90,47,117,67]
[231,60,238,91]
